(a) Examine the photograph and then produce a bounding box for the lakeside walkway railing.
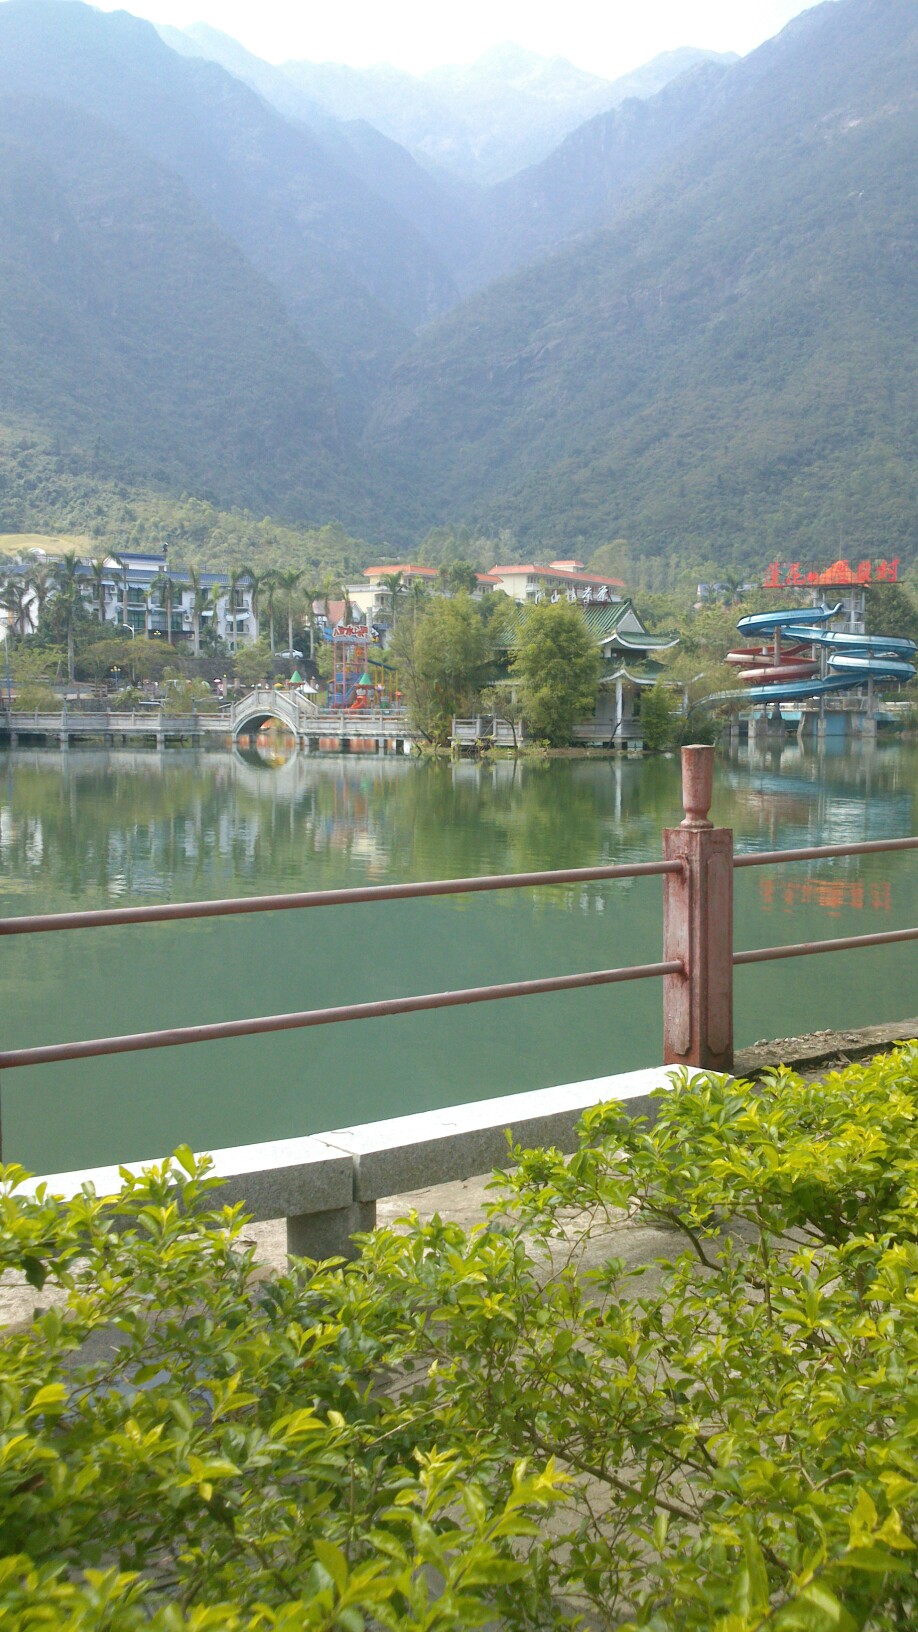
[2,746,918,1162]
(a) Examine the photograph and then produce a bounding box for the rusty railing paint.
[734,837,918,868]
[0,860,683,937]
[734,925,918,965]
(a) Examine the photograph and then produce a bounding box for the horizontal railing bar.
[0,960,684,1069]
[734,837,918,867]
[735,925,918,965]
[0,861,682,936]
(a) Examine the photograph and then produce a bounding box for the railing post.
[663,745,733,1072]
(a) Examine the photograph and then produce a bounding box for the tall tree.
[391,593,490,746]
[378,571,405,628]
[226,567,248,654]
[274,569,303,655]
[27,562,54,632]
[262,573,278,655]
[320,571,351,627]
[52,551,84,681]
[510,600,601,746]
[865,581,918,646]
[0,577,33,639]
[155,570,178,647]
[114,555,131,635]
[89,558,109,624]
[188,568,213,659]
[239,568,261,644]
[301,580,322,661]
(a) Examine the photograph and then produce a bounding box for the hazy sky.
[85,0,824,76]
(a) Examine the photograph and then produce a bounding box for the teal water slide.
[729,605,916,704]
[736,604,843,637]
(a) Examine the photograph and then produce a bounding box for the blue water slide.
[741,673,865,705]
[828,654,916,682]
[736,604,842,638]
[782,626,918,656]
[742,658,915,704]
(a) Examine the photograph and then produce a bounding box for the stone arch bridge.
[230,687,413,752]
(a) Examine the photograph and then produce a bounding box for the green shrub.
[0,1152,562,1630]
[10,684,59,711]
[6,1048,918,1628]
[639,681,677,750]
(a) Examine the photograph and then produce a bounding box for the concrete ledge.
[25,1068,674,1225]
[24,1134,353,1222]
[18,1029,918,1261]
[318,1067,674,1203]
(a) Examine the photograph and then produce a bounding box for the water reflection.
[1,741,917,1174]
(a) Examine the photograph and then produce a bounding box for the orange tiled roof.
[490,563,625,588]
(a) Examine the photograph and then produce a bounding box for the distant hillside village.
[0,547,681,749]
[0,549,666,650]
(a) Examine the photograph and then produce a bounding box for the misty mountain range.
[0,0,915,571]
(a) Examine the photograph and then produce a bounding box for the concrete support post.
[286,1201,376,1261]
[662,745,733,1072]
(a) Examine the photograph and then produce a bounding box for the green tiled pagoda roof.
[492,598,677,653]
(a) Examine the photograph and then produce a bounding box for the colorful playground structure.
[725,602,916,712]
[322,623,400,710]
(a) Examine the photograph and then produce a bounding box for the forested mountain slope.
[0,94,356,519]
[462,59,737,289]
[0,0,916,574]
[365,0,918,566]
[0,0,457,416]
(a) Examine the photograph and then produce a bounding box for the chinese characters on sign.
[763,559,899,589]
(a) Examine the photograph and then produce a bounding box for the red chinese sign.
[763,558,899,589]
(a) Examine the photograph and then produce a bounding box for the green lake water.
[2,738,918,1175]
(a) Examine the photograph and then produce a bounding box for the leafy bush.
[0,1152,563,1630]
[510,600,601,747]
[638,680,676,750]
[6,1047,918,1627]
[9,684,59,711]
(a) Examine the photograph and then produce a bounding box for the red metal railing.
[2,747,917,1153]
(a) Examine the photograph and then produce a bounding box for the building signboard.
[763,558,900,589]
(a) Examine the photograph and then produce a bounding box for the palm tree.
[301,580,322,661]
[142,584,158,638]
[188,568,213,659]
[114,555,131,633]
[0,576,33,640]
[89,558,109,624]
[239,568,261,644]
[320,571,351,628]
[155,570,177,646]
[274,569,303,656]
[27,562,54,632]
[378,571,405,627]
[408,576,428,623]
[226,567,245,655]
[53,551,83,681]
[262,573,278,655]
